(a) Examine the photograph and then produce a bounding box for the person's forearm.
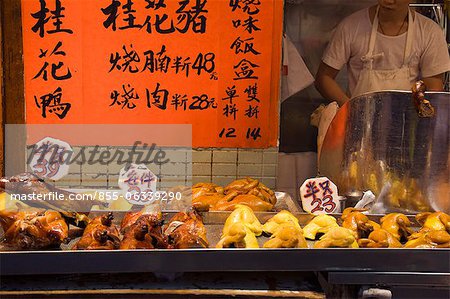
[315,76,350,106]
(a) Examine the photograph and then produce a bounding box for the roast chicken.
[404,229,450,248]
[341,208,380,239]
[75,212,120,250]
[263,222,307,248]
[303,214,339,240]
[358,229,402,248]
[165,211,209,249]
[222,204,263,236]
[120,209,167,249]
[380,213,412,241]
[0,209,68,250]
[223,178,277,206]
[415,212,450,233]
[314,227,359,248]
[262,210,301,235]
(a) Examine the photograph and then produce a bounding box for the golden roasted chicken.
[222,204,263,236]
[358,229,402,248]
[75,212,120,250]
[415,212,450,233]
[0,210,68,250]
[211,194,274,211]
[341,208,380,239]
[380,213,412,241]
[404,229,450,248]
[165,211,209,249]
[223,178,277,205]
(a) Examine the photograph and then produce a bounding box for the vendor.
[315,0,450,106]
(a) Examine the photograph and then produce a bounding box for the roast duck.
[192,178,277,212]
[0,209,68,250]
[120,208,167,249]
[75,212,120,250]
[0,173,106,226]
[164,210,209,249]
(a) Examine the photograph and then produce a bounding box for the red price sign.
[300,177,339,215]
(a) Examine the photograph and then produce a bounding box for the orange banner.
[22,0,283,148]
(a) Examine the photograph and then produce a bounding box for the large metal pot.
[319,91,449,214]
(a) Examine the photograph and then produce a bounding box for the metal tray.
[1,212,449,276]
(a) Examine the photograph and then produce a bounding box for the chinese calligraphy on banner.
[22,0,283,148]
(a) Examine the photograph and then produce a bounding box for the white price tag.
[29,137,72,181]
[300,177,339,215]
[118,163,157,205]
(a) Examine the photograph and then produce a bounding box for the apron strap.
[402,9,414,67]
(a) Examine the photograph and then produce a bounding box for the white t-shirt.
[323,8,450,95]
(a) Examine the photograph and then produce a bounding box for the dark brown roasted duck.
[120,208,167,249]
[165,211,208,249]
[0,209,68,250]
[74,212,120,250]
[0,173,105,226]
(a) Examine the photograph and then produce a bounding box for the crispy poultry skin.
[341,208,380,239]
[223,178,277,205]
[0,173,102,227]
[262,210,301,236]
[75,212,120,250]
[212,194,274,212]
[263,222,307,248]
[303,214,339,240]
[380,213,412,241]
[216,222,259,248]
[314,227,359,248]
[358,229,402,248]
[0,210,68,250]
[404,229,450,248]
[192,193,224,212]
[192,183,224,200]
[165,211,208,249]
[415,212,450,233]
[120,210,167,249]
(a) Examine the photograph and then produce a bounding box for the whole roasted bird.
[358,229,402,248]
[380,213,412,241]
[341,208,380,239]
[0,173,104,226]
[0,209,68,250]
[404,229,450,248]
[415,212,450,233]
[303,214,339,240]
[165,211,209,249]
[314,227,359,248]
[120,208,167,249]
[263,222,307,249]
[223,178,277,206]
[75,212,120,250]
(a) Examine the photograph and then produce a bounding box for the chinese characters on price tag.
[118,163,157,205]
[300,177,339,215]
[28,137,72,180]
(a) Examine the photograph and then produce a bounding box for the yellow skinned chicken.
[216,204,262,248]
[341,208,380,239]
[404,229,450,248]
[416,212,450,233]
[263,222,307,248]
[358,229,402,248]
[314,227,359,248]
[303,214,339,240]
[380,213,412,241]
[216,222,259,248]
[262,210,301,235]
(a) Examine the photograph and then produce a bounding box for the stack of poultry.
[262,210,307,248]
[75,212,121,250]
[192,178,277,212]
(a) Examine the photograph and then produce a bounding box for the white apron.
[352,5,415,97]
